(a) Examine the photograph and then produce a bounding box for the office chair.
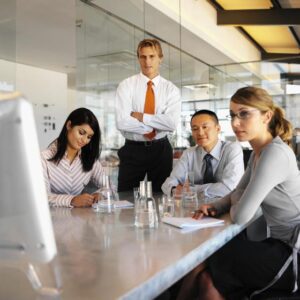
[252,289,300,300]
[251,225,300,300]
[243,149,252,169]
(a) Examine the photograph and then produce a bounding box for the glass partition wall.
[2,0,299,161]
[77,0,300,165]
[76,0,211,161]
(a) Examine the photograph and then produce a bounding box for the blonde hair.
[231,86,293,145]
[136,39,163,58]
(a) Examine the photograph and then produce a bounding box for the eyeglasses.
[226,109,259,121]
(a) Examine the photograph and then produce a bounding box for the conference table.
[0,194,252,300]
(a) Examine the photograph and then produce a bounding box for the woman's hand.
[92,193,101,202]
[71,193,97,208]
[192,204,217,219]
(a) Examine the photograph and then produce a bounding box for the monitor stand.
[0,257,62,298]
[25,261,62,297]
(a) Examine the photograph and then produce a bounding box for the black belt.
[125,136,168,147]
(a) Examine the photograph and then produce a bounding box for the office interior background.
[1,0,300,164]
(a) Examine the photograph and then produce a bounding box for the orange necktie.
[143,81,156,140]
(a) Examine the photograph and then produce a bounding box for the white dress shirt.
[116,72,181,141]
[161,140,244,198]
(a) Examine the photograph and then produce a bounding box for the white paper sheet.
[162,216,224,229]
[114,200,134,208]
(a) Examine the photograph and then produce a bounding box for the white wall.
[0,59,15,91]
[16,63,68,149]
[0,59,70,149]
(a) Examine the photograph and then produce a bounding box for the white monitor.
[0,92,57,264]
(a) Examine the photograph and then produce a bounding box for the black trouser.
[208,235,297,300]
[117,137,173,192]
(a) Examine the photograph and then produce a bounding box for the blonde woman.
[195,87,300,299]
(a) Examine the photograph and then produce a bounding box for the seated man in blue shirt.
[161,109,244,200]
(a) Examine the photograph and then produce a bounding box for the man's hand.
[131,111,144,122]
[183,178,191,193]
[174,181,190,195]
[174,184,183,194]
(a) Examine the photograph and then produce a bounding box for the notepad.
[162,216,224,229]
[114,200,134,208]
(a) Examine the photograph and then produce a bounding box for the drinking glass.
[158,195,175,219]
[133,187,139,199]
[182,189,198,211]
[93,188,115,213]
[172,188,183,201]
[198,191,218,205]
[187,171,195,187]
[133,187,139,210]
[134,199,157,229]
[198,191,206,205]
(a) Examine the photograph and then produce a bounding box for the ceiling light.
[286,84,300,95]
[183,83,215,90]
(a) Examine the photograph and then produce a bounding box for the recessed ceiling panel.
[215,0,300,55]
[217,0,272,10]
[244,26,299,53]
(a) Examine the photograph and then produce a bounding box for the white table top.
[0,198,248,300]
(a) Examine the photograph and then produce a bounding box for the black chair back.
[243,149,252,169]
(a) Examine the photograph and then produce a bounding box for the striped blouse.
[41,143,103,207]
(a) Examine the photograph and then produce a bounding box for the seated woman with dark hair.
[41,108,103,208]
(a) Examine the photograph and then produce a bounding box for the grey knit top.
[214,136,300,243]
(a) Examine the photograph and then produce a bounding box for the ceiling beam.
[270,0,300,48]
[270,0,281,9]
[236,27,266,53]
[207,0,265,53]
[217,9,300,26]
[262,53,300,64]
[281,73,300,81]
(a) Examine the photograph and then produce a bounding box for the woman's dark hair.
[49,108,101,171]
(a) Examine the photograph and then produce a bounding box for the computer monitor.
[0,92,57,264]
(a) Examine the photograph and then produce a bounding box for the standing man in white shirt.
[116,39,181,192]
[162,110,244,199]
